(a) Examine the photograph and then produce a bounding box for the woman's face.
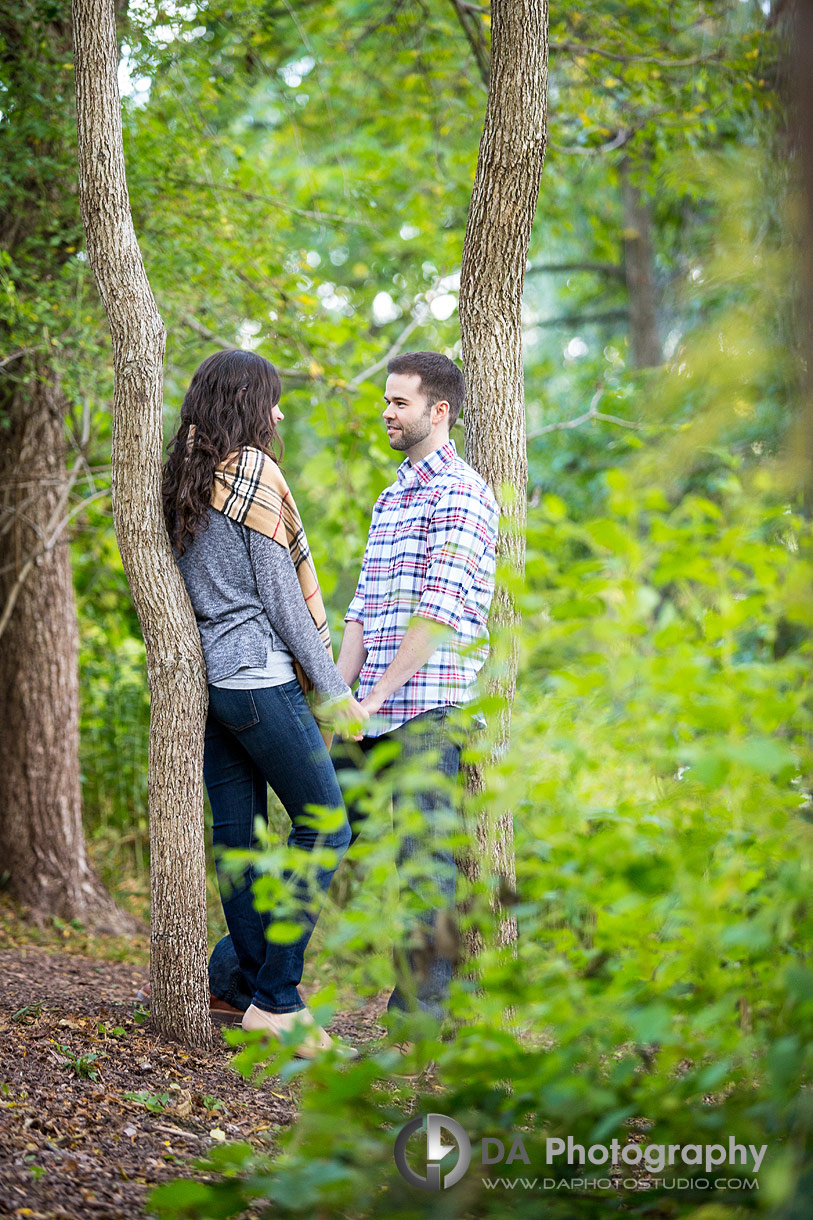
[271,402,284,426]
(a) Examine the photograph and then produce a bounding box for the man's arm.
[336,619,368,688]
[359,481,496,715]
[358,616,453,715]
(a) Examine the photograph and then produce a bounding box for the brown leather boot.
[136,981,245,1026]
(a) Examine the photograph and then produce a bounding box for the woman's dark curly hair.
[162,349,283,554]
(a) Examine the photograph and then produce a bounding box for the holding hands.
[317,692,370,741]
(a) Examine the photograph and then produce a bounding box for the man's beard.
[387,408,432,451]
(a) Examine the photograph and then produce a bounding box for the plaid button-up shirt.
[345,439,498,736]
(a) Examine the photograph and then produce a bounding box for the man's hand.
[358,689,384,716]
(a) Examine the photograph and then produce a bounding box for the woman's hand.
[317,694,370,741]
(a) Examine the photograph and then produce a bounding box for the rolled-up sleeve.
[415,484,497,631]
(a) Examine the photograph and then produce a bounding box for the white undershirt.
[212,640,297,689]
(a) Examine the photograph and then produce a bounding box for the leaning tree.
[73,0,212,1046]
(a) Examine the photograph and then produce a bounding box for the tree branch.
[182,307,433,395]
[526,260,625,278]
[527,388,647,440]
[180,313,316,381]
[448,0,491,88]
[553,127,636,156]
[347,274,457,389]
[766,0,790,30]
[0,456,88,640]
[348,0,410,52]
[164,177,376,229]
[0,396,99,547]
[0,346,44,370]
[550,41,728,68]
[0,486,110,583]
[347,313,427,389]
[533,308,628,327]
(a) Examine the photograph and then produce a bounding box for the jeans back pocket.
[209,688,260,733]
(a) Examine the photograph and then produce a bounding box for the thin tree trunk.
[620,156,662,368]
[0,367,134,929]
[458,0,548,945]
[73,0,212,1047]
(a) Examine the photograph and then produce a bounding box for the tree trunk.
[620,157,662,368]
[0,367,134,929]
[458,0,548,944]
[73,0,212,1047]
[0,1,133,932]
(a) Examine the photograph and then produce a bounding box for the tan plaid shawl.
[209,445,333,693]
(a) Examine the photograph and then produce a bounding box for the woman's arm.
[247,528,349,700]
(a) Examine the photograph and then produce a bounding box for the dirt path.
[0,947,387,1219]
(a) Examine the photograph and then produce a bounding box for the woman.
[162,349,366,1058]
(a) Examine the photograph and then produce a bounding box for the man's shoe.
[135,981,245,1027]
[241,1002,358,1060]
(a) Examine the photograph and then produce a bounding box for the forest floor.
[0,902,393,1220]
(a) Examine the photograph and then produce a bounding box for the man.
[336,349,498,1028]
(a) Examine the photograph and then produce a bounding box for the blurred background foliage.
[4,0,811,1212]
[56,0,797,902]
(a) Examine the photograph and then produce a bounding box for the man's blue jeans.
[207,705,462,1024]
[203,680,351,1014]
[342,706,461,1022]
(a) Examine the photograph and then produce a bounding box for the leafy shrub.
[149,461,813,1218]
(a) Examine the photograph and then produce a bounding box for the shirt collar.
[396,438,457,486]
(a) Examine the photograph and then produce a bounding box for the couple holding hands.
[159,347,498,1059]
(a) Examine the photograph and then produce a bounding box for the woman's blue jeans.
[203,680,351,1014]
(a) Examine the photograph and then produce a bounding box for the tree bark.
[73,0,212,1046]
[458,0,548,944]
[0,1,133,931]
[0,368,134,928]
[620,156,662,368]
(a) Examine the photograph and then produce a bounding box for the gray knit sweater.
[176,508,350,699]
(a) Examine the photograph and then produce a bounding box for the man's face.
[382,372,433,452]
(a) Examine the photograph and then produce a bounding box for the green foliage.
[4,0,806,1213]
[11,1002,43,1025]
[54,1045,106,1082]
[97,1023,128,1038]
[144,7,810,1207]
[78,628,150,873]
[123,1090,171,1113]
[67,0,789,893]
[150,446,812,1220]
[0,0,114,407]
[524,1,788,511]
